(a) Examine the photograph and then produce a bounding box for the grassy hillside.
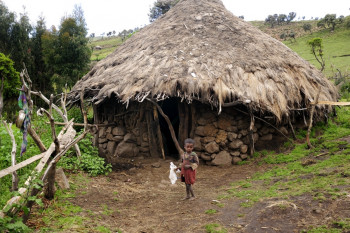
[283,26,350,78]
[89,36,124,61]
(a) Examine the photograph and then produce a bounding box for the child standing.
[181,138,199,200]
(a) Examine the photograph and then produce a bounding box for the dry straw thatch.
[69,0,337,121]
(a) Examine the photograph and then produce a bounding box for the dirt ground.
[35,156,349,233]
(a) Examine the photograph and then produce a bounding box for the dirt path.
[31,156,350,233]
[66,157,265,232]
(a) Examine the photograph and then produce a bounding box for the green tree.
[0,53,20,117]
[30,16,53,95]
[286,12,296,24]
[0,1,15,54]
[149,0,178,22]
[42,9,91,92]
[265,14,278,28]
[277,14,287,25]
[307,38,325,71]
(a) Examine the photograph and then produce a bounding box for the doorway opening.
[158,98,179,158]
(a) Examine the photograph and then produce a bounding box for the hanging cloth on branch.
[18,86,30,156]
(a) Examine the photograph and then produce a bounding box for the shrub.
[59,132,112,176]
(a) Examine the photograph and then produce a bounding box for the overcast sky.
[3,0,350,35]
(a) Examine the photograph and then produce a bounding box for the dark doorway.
[158,98,179,157]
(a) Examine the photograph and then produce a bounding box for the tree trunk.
[44,163,56,200]
[28,126,47,152]
[146,107,158,157]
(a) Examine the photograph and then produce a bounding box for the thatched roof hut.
[68,0,337,165]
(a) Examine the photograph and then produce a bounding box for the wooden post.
[2,121,18,191]
[248,105,255,156]
[189,104,196,138]
[178,102,185,148]
[146,107,158,157]
[146,98,184,159]
[153,106,165,159]
[306,86,321,149]
[184,104,189,140]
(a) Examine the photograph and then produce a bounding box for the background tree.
[238,15,244,20]
[41,8,91,92]
[149,0,178,22]
[0,53,20,118]
[286,12,296,24]
[307,38,325,71]
[265,14,277,28]
[277,14,287,25]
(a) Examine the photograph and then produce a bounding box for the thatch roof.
[69,0,337,120]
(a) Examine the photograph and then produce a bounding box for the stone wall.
[94,100,289,165]
[193,105,289,166]
[95,101,151,163]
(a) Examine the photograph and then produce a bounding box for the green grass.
[89,36,124,61]
[205,223,228,233]
[222,106,350,209]
[284,26,350,77]
[205,209,218,214]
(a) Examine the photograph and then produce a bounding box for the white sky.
[3,0,350,35]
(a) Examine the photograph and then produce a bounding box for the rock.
[205,141,220,154]
[260,126,270,135]
[194,137,202,151]
[211,153,217,159]
[112,127,126,136]
[239,129,248,136]
[260,134,273,141]
[232,156,242,165]
[215,130,227,143]
[237,133,242,139]
[142,133,148,142]
[114,141,139,157]
[139,147,150,153]
[99,127,106,138]
[242,136,249,144]
[200,153,212,161]
[107,141,117,156]
[218,115,231,129]
[227,126,238,132]
[219,141,227,147]
[237,120,250,130]
[197,112,216,125]
[230,151,240,157]
[211,151,232,166]
[227,132,238,141]
[102,143,107,149]
[240,144,248,154]
[151,162,161,168]
[279,126,289,135]
[240,154,248,160]
[202,136,215,143]
[55,168,70,190]
[106,127,112,133]
[124,133,136,143]
[195,125,218,137]
[98,137,108,144]
[195,126,205,136]
[229,139,243,149]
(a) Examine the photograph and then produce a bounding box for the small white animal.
[169,162,178,184]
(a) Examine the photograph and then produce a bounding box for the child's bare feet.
[182,196,190,200]
[189,196,196,201]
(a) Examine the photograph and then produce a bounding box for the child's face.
[184,143,194,153]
